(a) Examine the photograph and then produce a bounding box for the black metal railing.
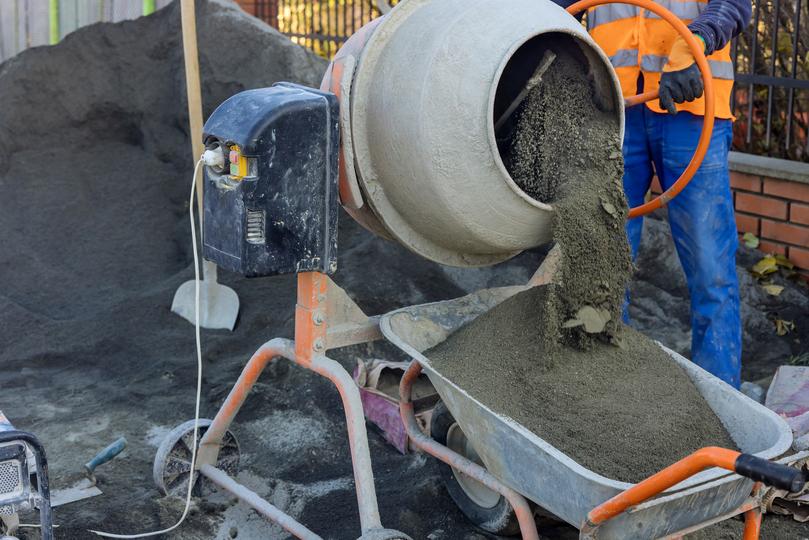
[253,0,395,59]
[732,0,809,161]
[254,0,808,162]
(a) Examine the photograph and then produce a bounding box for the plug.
[203,146,225,171]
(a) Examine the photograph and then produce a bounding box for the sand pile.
[0,0,325,325]
[0,1,346,536]
[429,42,737,482]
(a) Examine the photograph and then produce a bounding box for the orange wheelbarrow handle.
[581,446,806,538]
[566,0,716,219]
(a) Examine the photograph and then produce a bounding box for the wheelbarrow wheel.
[153,419,240,497]
[430,402,520,536]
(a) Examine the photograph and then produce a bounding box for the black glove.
[658,63,704,115]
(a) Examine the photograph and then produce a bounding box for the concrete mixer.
[151,0,806,538]
[320,0,623,267]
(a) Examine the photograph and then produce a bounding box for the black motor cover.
[202,83,339,277]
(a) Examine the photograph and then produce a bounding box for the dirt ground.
[1,1,808,539]
[630,214,809,383]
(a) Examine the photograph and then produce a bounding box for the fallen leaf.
[743,232,760,249]
[601,201,617,216]
[761,284,784,296]
[563,306,611,334]
[752,256,778,277]
[610,334,627,349]
[775,319,796,336]
[775,254,795,269]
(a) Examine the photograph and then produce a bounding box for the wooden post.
[180,0,204,215]
[49,0,59,44]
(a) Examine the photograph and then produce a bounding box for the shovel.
[172,260,239,331]
[171,0,239,331]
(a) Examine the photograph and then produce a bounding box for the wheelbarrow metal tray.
[379,286,793,539]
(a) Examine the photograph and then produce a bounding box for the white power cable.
[90,158,206,538]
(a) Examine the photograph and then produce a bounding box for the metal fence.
[732,0,809,161]
[248,0,392,58]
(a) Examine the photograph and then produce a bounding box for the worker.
[583,0,752,388]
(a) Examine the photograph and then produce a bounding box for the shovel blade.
[171,278,240,331]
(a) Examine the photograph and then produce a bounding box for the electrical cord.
[89,158,205,538]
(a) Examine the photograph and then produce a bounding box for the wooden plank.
[0,1,13,61]
[29,0,50,48]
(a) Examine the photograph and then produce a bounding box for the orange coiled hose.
[566,0,716,218]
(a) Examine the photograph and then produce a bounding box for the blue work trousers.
[623,106,741,388]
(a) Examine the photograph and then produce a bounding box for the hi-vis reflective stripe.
[587,4,639,28]
[640,54,735,79]
[640,54,668,72]
[610,49,640,68]
[645,0,704,19]
[588,0,705,29]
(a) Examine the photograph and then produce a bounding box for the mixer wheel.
[153,419,240,497]
[430,402,520,536]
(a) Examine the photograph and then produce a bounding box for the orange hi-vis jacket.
[587,0,735,118]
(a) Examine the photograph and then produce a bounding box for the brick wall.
[731,171,809,274]
[652,154,809,277]
[233,1,258,16]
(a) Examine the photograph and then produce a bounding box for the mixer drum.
[322,0,623,267]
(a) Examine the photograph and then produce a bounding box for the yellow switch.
[228,145,248,180]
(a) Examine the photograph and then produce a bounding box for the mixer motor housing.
[201,83,340,278]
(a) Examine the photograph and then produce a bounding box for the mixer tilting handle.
[566,0,716,219]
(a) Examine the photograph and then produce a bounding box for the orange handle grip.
[587,447,740,526]
[566,0,716,219]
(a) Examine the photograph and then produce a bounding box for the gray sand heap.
[429,43,737,483]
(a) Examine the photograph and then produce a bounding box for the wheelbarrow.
[380,285,808,539]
